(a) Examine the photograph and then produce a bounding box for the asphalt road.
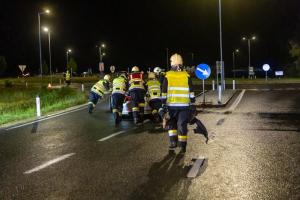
[0,89,300,199]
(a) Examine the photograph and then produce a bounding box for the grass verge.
[0,87,87,125]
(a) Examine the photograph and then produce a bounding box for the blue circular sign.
[195,64,211,80]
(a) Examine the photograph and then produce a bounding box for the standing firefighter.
[111,73,128,124]
[153,67,165,87]
[146,72,162,122]
[88,74,111,113]
[161,53,195,154]
[65,70,71,85]
[129,66,146,124]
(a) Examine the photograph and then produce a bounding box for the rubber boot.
[88,104,94,114]
[113,112,119,125]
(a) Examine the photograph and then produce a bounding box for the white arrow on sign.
[197,68,209,76]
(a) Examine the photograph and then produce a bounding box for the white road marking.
[24,153,76,174]
[98,130,126,141]
[98,119,151,142]
[5,106,87,131]
[227,89,246,112]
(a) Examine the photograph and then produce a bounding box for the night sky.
[0,0,300,75]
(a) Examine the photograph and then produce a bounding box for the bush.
[4,80,13,88]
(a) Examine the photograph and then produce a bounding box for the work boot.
[134,117,140,125]
[114,112,120,125]
[169,141,177,150]
[88,104,93,114]
[179,148,186,154]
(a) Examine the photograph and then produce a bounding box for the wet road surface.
[0,90,300,199]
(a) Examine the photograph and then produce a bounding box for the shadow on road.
[129,152,191,200]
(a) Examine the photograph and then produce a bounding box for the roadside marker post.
[233,80,236,90]
[218,84,222,104]
[81,84,84,92]
[212,80,215,91]
[36,95,41,117]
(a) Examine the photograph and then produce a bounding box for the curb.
[195,90,238,108]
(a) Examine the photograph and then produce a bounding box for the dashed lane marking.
[24,153,76,175]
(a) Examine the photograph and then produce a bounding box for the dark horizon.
[0,0,299,76]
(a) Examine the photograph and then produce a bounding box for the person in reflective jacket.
[129,66,146,124]
[146,72,162,123]
[88,74,111,113]
[111,73,128,124]
[161,53,195,154]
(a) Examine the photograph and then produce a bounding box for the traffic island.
[195,89,237,108]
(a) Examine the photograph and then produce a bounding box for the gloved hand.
[189,103,196,111]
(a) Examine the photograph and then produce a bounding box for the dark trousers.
[89,91,101,106]
[167,108,190,149]
[149,98,162,115]
[129,89,145,119]
[111,93,125,114]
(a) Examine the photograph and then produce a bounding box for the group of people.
[87,53,203,154]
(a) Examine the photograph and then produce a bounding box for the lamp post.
[66,49,72,71]
[43,27,52,83]
[99,43,105,62]
[38,9,50,78]
[242,35,256,78]
[232,49,239,79]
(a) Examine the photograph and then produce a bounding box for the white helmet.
[153,67,161,74]
[170,53,183,66]
[131,66,140,72]
[103,74,111,81]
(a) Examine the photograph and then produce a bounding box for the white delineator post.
[212,80,215,91]
[81,84,84,92]
[218,84,222,104]
[233,80,236,90]
[36,95,41,117]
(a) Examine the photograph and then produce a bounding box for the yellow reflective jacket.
[146,79,161,100]
[66,71,71,81]
[165,71,190,107]
[91,80,108,97]
[112,77,127,94]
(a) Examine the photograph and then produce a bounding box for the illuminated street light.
[242,35,257,78]
[232,49,240,79]
[43,26,52,84]
[38,9,50,78]
[98,43,106,62]
[66,49,72,70]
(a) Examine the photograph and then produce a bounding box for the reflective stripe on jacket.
[112,77,126,94]
[165,71,190,107]
[91,80,107,97]
[146,79,161,100]
[66,72,71,81]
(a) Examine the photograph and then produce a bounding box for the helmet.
[103,74,111,81]
[119,73,127,80]
[170,53,183,66]
[148,72,156,79]
[153,67,161,74]
[131,66,139,72]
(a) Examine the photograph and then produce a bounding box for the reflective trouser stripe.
[88,102,95,107]
[139,103,145,107]
[132,107,139,111]
[178,135,188,142]
[168,130,177,137]
[113,109,118,113]
[152,109,158,114]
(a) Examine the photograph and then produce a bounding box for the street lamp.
[66,49,72,71]
[38,9,50,78]
[43,27,52,84]
[98,43,106,62]
[242,35,256,78]
[232,49,239,79]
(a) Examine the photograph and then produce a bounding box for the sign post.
[263,64,270,81]
[195,64,211,104]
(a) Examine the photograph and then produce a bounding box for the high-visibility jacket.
[129,72,145,91]
[165,71,190,107]
[146,79,161,100]
[91,80,108,97]
[112,77,127,94]
[66,71,71,81]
